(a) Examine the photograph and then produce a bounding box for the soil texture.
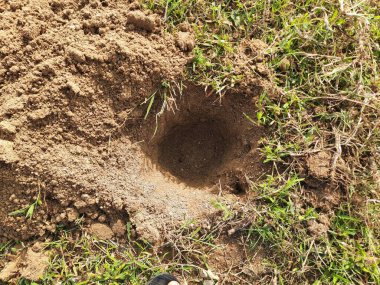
[0,0,271,244]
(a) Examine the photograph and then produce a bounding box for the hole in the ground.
[233,181,245,195]
[157,119,233,185]
[133,84,267,189]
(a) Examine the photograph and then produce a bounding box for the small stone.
[81,194,90,200]
[0,121,16,138]
[227,228,236,236]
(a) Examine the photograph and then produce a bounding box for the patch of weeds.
[141,0,380,283]
[7,222,218,285]
[247,174,380,284]
[38,231,172,284]
[211,200,234,221]
[163,219,219,266]
[141,80,184,120]
[320,204,380,284]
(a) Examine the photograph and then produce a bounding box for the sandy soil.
[0,0,272,244]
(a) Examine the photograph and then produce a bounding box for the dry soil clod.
[0,139,19,164]
[126,11,158,32]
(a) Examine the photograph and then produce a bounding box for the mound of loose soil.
[0,0,271,243]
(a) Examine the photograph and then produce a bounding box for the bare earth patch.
[0,244,49,282]
[0,0,270,245]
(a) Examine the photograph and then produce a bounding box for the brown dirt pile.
[0,0,271,244]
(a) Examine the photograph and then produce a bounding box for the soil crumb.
[0,139,19,163]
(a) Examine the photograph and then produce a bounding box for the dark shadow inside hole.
[233,181,246,195]
[157,119,233,185]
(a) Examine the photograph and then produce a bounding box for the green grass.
[141,0,380,284]
[1,0,379,284]
[40,233,164,284]
[247,175,380,284]
[6,222,219,285]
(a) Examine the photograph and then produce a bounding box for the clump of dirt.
[0,0,272,244]
[88,223,114,240]
[207,240,267,282]
[0,243,49,282]
[306,151,332,180]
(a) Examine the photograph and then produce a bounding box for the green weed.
[9,190,42,220]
